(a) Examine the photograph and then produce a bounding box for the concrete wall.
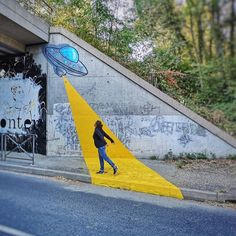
[0,0,235,159]
[43,28,236,158]
[1,26,234,158]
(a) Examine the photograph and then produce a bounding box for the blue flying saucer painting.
[43,44,88,77]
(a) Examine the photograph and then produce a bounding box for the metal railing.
[16,0,53,23]
[0,134,3,161]
[0,133,36,165]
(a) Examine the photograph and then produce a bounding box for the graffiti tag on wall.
[0,74,41,133]
[90,102,160,115]
[104,115,207,147]
[0,54,47,154]
[54,103,79,151]
[47,103,81,156]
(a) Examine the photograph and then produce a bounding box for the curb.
[181,188,235,202]
[0,163,235,203]
[0,163,91,183]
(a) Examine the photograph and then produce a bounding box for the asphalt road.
[0,171,236,236]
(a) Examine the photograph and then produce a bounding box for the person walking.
[93,120,118,174]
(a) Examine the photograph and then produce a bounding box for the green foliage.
[190,58,235,105]
[149,155,158,160]
[164,150,176,160]
[164,151,216,160]
[227,155,236,160]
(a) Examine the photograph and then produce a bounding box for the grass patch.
[164,150,216,160]
[149,155,158,160]
[227,154,236,160]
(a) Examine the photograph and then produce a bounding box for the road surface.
[0,171,235,236]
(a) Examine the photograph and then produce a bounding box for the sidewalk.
[0,153,235,203]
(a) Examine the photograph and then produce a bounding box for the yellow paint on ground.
[63,77,183,199]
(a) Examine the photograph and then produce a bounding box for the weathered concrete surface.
[43,27,236,158]
[0,162,91,183]
[0,33,25,54]
[141,159,236,194]
[0,0,49,56]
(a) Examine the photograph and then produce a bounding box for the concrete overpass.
[0,0,50,57]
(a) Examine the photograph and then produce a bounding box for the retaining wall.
[0,27,235,158]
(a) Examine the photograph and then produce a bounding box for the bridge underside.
[0,0,49,57]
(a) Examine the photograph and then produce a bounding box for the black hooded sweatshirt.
[93,127,114,148]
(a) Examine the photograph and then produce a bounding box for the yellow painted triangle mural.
[63,76,183,199]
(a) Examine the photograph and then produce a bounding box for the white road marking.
[0,224,34,236]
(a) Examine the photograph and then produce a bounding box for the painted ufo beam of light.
[43,44,88,77]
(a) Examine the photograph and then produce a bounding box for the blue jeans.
[98,146,115,171]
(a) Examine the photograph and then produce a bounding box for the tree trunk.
[208,2,215,59]
[213,1,224,57]
[197,15,205,63]
[230,0,235,57]
[187,0,199,61]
